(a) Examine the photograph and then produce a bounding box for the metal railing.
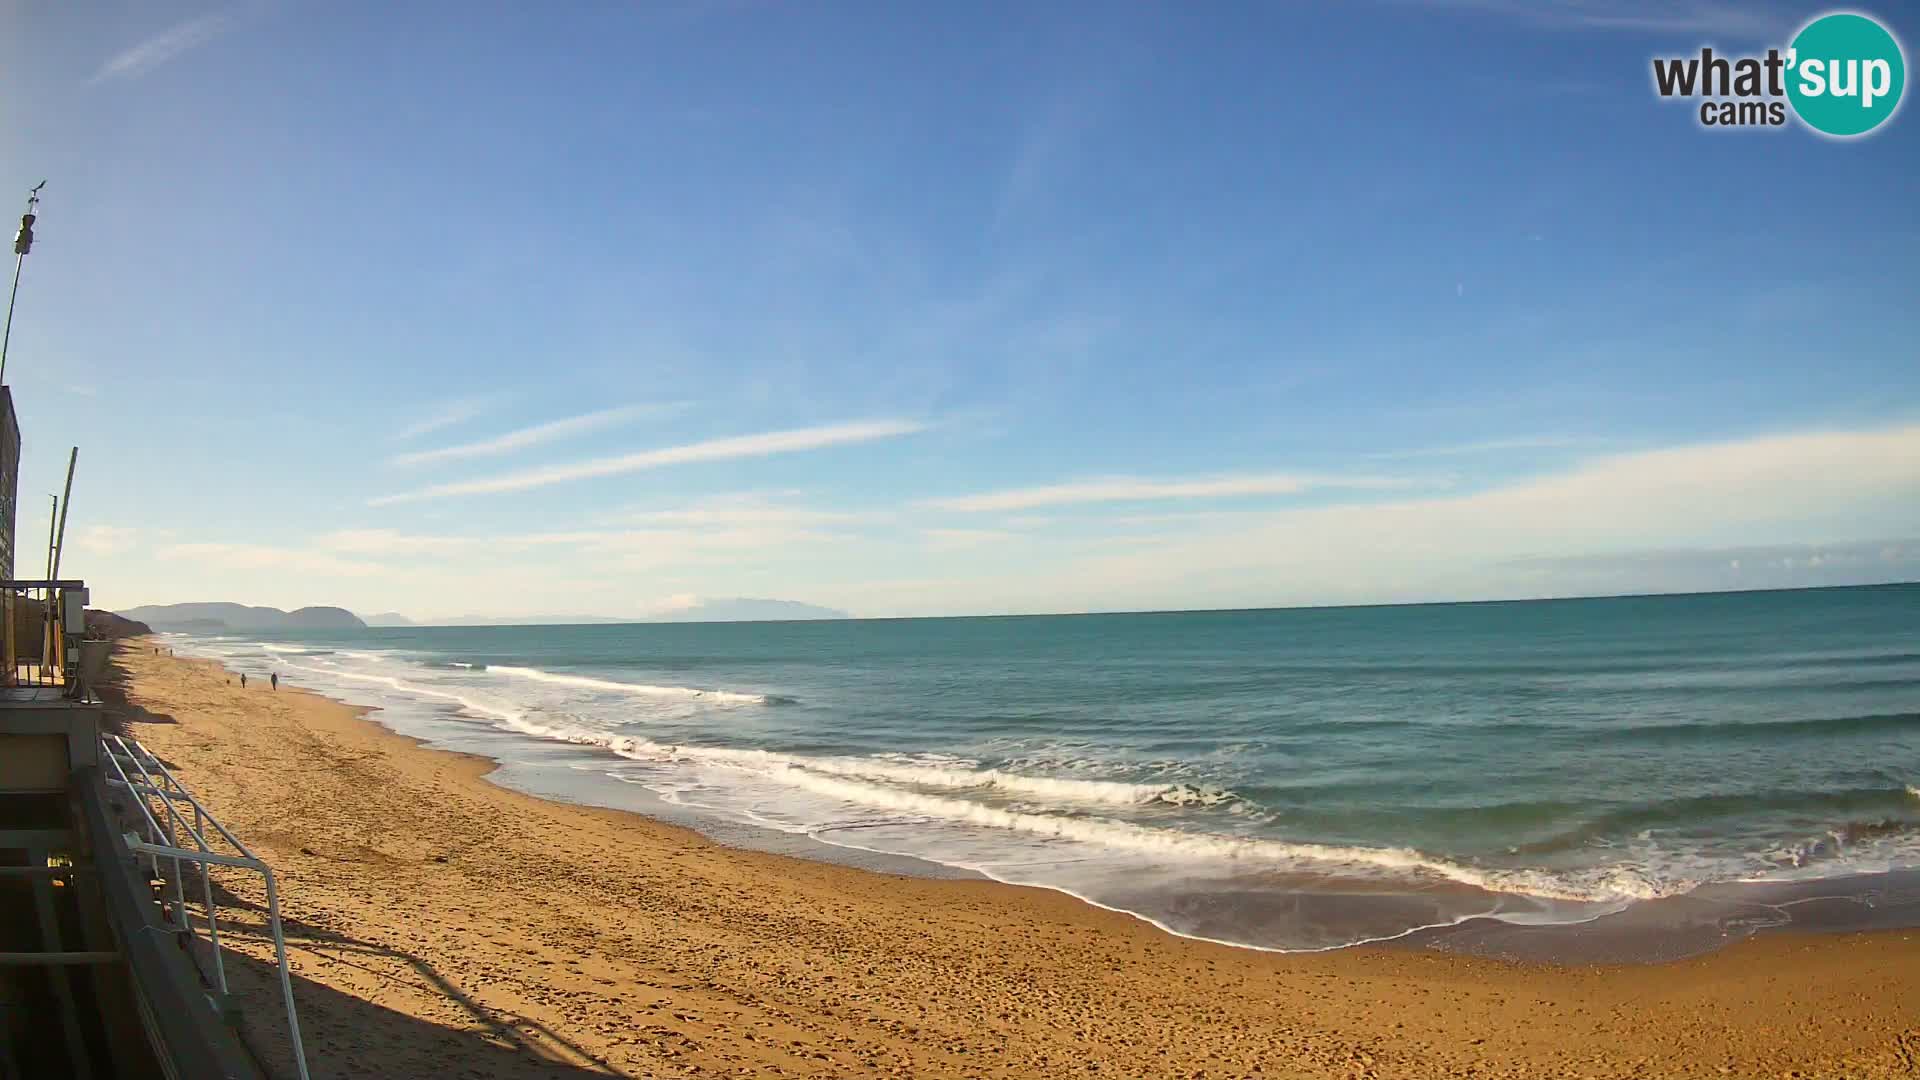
[101,733,311,1080]
[1,578,89,690]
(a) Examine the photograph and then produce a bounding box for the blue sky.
[1,1,1915,619]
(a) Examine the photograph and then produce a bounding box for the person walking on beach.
[240,673,247,689]
[271,673,279,691]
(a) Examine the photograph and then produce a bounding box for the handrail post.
[197,860,228,996]
[261,866,309,1080]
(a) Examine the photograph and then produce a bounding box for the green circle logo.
[1786,12,1906,136]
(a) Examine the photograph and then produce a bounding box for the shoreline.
[107,639,1920,1078]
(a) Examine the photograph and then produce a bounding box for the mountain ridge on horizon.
[118,602,367,632]
[121,597,853,629]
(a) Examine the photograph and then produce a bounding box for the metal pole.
[262,867,312,1080]
[1,182,45,387]
[0,251,23,385]
[51,447,75,579]
[42,496,57,684]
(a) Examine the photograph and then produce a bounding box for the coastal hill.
[84,610,153,639]
[117,602,367,633]
[116,597,849,631]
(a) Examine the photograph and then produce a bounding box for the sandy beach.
[101,640,1920,1080]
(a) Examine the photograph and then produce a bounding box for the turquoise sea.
[173,584,1920,954]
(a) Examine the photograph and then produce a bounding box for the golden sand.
[105,642,1920,1079]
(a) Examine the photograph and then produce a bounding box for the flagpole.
[1,182,46,387]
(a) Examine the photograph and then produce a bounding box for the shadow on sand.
[102,643,636,1077]
[94,649,180,733]
[200,881,631,1079]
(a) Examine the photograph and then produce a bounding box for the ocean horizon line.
[332,578,1920,631]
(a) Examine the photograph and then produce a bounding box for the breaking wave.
[483,716,1669,903]
[488,665,787,705]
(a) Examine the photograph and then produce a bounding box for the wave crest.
[485,717,1669,903]
[488,665,781,705]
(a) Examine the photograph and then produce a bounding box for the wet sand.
[105,641,1920,1079]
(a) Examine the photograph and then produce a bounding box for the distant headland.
[116,603,367,633]
[114,596,851,631]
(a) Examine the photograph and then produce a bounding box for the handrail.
[111,735,259,859]
[103,740,196,941]
[77,769,267,1080]
[103,734,311,1080]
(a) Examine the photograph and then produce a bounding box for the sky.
[0,1,1915,620]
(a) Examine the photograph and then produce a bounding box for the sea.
[167,584,1920,957]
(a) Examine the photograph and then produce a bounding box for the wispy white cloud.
[161,542,386,578]
[995,424,1920,607]
[1402,0,1795,39]
[616,493,873,528]
[92,11,237,83]
[922,472,1416,513]
[74,524,141,556]
[369,419,926,505]
[390,403,688,467]
[994,90,1097,232]
[324,493,872,557]
[787,422,1920,617]
[921,527,1019,552]
[126,423,1920,619]
[316,528,616,556]
[1366,435,1593,459]
[394,395,497,442]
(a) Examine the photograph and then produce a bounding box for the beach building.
[0,380,305,1074]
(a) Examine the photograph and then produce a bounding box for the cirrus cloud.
[369,419,927,505]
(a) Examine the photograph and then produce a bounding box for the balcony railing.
[1,579,98,694]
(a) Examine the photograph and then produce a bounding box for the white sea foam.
[493,716,1236,809]
[760,768,1681,902]
[480,716,1676,903]
[272,658,525,723]
[795,757,1242,808]
[488,664,774,705]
